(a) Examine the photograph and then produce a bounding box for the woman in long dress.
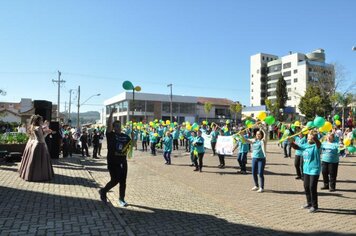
[18,115,54,181]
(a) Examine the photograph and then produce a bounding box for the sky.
[0,0,355,113]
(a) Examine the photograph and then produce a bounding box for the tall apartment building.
[250,49,334,114]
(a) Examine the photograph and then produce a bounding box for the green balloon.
[333,115,340,120]
[347,146,356,153]
[122,80,134,90]
[264,116,275,125]
[245,120,251,125]
[313,116,326,128]
[306,121,314,128]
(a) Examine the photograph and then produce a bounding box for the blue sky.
[0,0,355,112]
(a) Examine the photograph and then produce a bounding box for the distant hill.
[67,111,101,125]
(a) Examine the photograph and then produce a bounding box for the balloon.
[245,120,252,126]
[264,116,275,125]
[247,123,253,128]
[347,146,356,153]
[134,86,141,92]
[294,121,301,127]
[333,115,340,120]
[154,133,158,137]
[313,116,325,128]
[318,127,325,133]
[344,138,351,147]
[335,120,341,126]
[226,120,230,124]
[302,127,309,135]
[174,122,177,126]
[122,80,134,90]
[186,125,192,131]
[257,111,267,121]
[306,121,314,128]
[149,121,154,126]
[166,120,170,125]
[322,121,332,132]
[191,123,199,131]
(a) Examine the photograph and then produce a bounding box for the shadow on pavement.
[318,208,356,215]
[268,190,351,199]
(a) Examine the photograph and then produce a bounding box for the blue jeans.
[251,158,266,188]
[164,151,171,164]
[237,152,247,172]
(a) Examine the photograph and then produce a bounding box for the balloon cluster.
[256,111,275,125]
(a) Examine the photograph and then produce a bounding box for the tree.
[276,76,288,110]
[229,102,242,123]
[298,85,332,120]
[331,92,354,130]
[203,102,212,120]
[265,99,279,118]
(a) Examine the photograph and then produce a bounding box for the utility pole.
[77,86,80,129]
[68,89,73,123]
[167,84,173,121]
[52,71,65,121]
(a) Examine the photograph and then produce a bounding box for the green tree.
[298,86,332,120]
[276,76,288,110]
[203,102,212,120]
[331,92,354,130]
[229,102,242,123]
[265,99,279,118]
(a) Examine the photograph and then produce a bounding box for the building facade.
[250,49,335,114]
[104,92,236,125]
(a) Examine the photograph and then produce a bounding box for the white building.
[250,49,334,114]
[103,92,235,125]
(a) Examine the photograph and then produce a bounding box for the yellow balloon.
[344,138,351,147]
[257,111,266,121]
[186,125,192,131]
[322,121,332,132]
[247,123,253,128]
[302,127,309,135]
[335,120,341,126]
[319,127,325,133]
[166,120,171,125]
[294,121,301,127]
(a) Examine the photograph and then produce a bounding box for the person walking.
[80,130,90,157]
[294,129,307,180]
[290,131,321,213]
[192,130,205,172]
[210,124,219,156]
[18,115,54,182]
[234,130,249,174]
[92,129,100,159]
[99,109,132,207]
[217,130,225,168]
[162,131,173,165]
[321,133,340,192]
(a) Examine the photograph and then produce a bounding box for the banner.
[215,136,234,155]
[202,132,212,149]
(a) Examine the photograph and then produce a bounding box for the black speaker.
[47,121,60,159]
[34,100,52,121]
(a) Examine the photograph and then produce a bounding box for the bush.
[0,133,29,144]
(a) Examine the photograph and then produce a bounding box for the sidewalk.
[0,141,355,235]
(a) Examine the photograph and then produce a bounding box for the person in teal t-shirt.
[241,126,267,193]
[141,130,149,152]
[172,127,180,150]
[216,130,225,168]
[290,130,321,213]
[321,133,340,192]
[234,130,249,174]
[192,130,205,172]
[162,131,173,165]
[188,131,196,166]
[149,128,158,156]
[294,128,307,179]
[210,125,219,156]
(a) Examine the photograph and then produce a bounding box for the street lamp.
[167,84,173,121]
[76,89,100,128]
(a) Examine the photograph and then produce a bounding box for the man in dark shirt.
[99,109,131,207]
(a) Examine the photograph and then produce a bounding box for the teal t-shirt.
[238,135,249,153]
[299,143,321,175]
[184,129,191,138]
[141,131,149,141]
[194,136,205,153]
[163,136,173,152]
[149,132,157,143]
[188,136,195,153]
[172,130,179,139]
[157,128,164,137]
[133,130,139,140]
[252,140,265,158]
[321,142,339,163]
[210,131,218,142]
[294,136,307,156]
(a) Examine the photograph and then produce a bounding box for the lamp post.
[76,90,100,128]
[167,84,173,121]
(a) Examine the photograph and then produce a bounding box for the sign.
[215,136,234,155]
[202,132,212,149]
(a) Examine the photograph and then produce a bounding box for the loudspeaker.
[47,121,60,159]
[34,100,52,121]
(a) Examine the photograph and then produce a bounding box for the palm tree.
[229,102,242,124]
[204,102,212,121]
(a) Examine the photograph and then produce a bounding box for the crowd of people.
[13,112,355,213]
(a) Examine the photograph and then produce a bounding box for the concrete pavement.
[0,141,355,235]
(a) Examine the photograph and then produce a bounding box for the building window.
[283,62,291,69]
[295,87,297,90]
[251,96,253,100]
[288,96,291,100]
[288,88,292,92]
[251,89,253,92]
[308,68,312,72]
[257,69,260,74]
[251,74,253,78]
[294,69,298,74]
[285,79,291,85]
[283,71,291,77]
[294,78,298,83]
[262,56,265,60]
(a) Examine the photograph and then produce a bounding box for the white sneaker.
[257,188,264,193]
[251,186,259,191]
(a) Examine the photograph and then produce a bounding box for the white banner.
[202,132,212,149]
[216,136,234,155]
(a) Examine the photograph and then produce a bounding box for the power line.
[52,71,65,121]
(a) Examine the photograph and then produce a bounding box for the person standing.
[80,131,90,157]
[320,133,340,192]
[217,130,225,168]
[240,126,267,193]
[98,131,104,156]
[290,131,321,213]
[192,130,205,172]
[210,125,219,156]
[172,127,179,150]
[99,109,131,207]
[294,130,307,180]
[18,115,54,181]
[234,130,249,174]
[92,130,100,159]
[162,131,173,165]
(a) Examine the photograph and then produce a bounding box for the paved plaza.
[1,141,356,235]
